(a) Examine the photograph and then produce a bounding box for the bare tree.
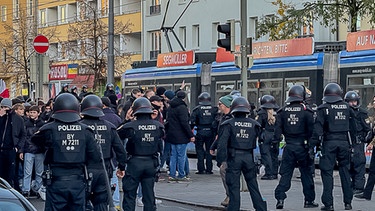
[67,1,133,92]
[0,4,55,97]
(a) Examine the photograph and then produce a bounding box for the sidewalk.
[154,158,375,211]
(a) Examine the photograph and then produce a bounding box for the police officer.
[190,92,218,174]
[79,85,89,99]
[117,97,164,211]
[311,83,356,211]
[80,95,126,211]
[344,91,370,194]
[274,85,318,209]
[217,97,267,211]
[257,95,279,180]
[31,93,101,210]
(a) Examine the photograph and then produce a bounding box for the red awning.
[70,74,95,88]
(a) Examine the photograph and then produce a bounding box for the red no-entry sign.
[33,35,49,54]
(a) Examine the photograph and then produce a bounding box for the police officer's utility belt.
[285,141,305,146]
[52,174,84,181]
[197,127,211,131]
[324,133,348,141]
[265,129,275,132]
[231,148,253,154]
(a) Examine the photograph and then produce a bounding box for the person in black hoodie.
[0,98,26,188]
[20,105,45,197]
[165,91,195,182]
[120,88,143,120]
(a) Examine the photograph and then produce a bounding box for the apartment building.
[39,0,142,95]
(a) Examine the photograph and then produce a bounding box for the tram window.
[216,81,236,91]
[285,78,309,89]
[348,77,373,86]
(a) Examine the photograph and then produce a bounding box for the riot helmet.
[82,85,88,89]
[260,95,278,109]
[322,83,343,103]
[52,93,80,122]
[344,91,360,108]
[230,97,250,114]
[132,97,153,115]
[81,95,104,117]
[106,83,114,89]
[286,85,305,103]
[198,92,211,105]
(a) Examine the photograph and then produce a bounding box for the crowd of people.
[1,81,375,211]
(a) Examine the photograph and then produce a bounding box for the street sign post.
[33,35,49,54]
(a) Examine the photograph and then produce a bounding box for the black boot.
[304,201,319,208]
[276,199,284,209]
[320,205,334,211]
[344,203,352,210]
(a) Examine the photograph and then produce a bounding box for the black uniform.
[312,101,356,209]
[349,107,370,193]
[274,103,316,205]
[217,115,267,211]
[190,104,218,174]
[256,108,279,179]
[81,118,126,211]
[117,116,164,211]
[32,120,100,210]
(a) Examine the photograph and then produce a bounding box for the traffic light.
[217,20,235,52]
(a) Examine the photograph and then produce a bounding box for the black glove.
[308,148,315,160]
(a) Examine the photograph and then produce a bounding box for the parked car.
[0,177,37,211]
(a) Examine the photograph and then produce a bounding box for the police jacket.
[274,103,314,143]
[256,108,277,143]
[81,118,126,171]
[190,104,218,131]
[22,117,45,154]
[117,115,164,157]
[31,120,101,176]
[352,107,371,137]
[165,97,194,144]
[216,116,261,165]
[311,101,357,146]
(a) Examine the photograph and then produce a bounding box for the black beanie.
[156,87,166,96]
[177,91,186,99]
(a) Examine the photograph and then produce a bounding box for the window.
[60,6,66,23]
[101,0,108,16]
[192,24,200,48]
[249,17,258,40]
[179,26,186,48]
[150,0,161,15]
[13,0,19,19]
[40,9,46,26]
[150,31,161,59]
[1,6,6,22]
[27,0,33,16]
[2,48,6,63]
